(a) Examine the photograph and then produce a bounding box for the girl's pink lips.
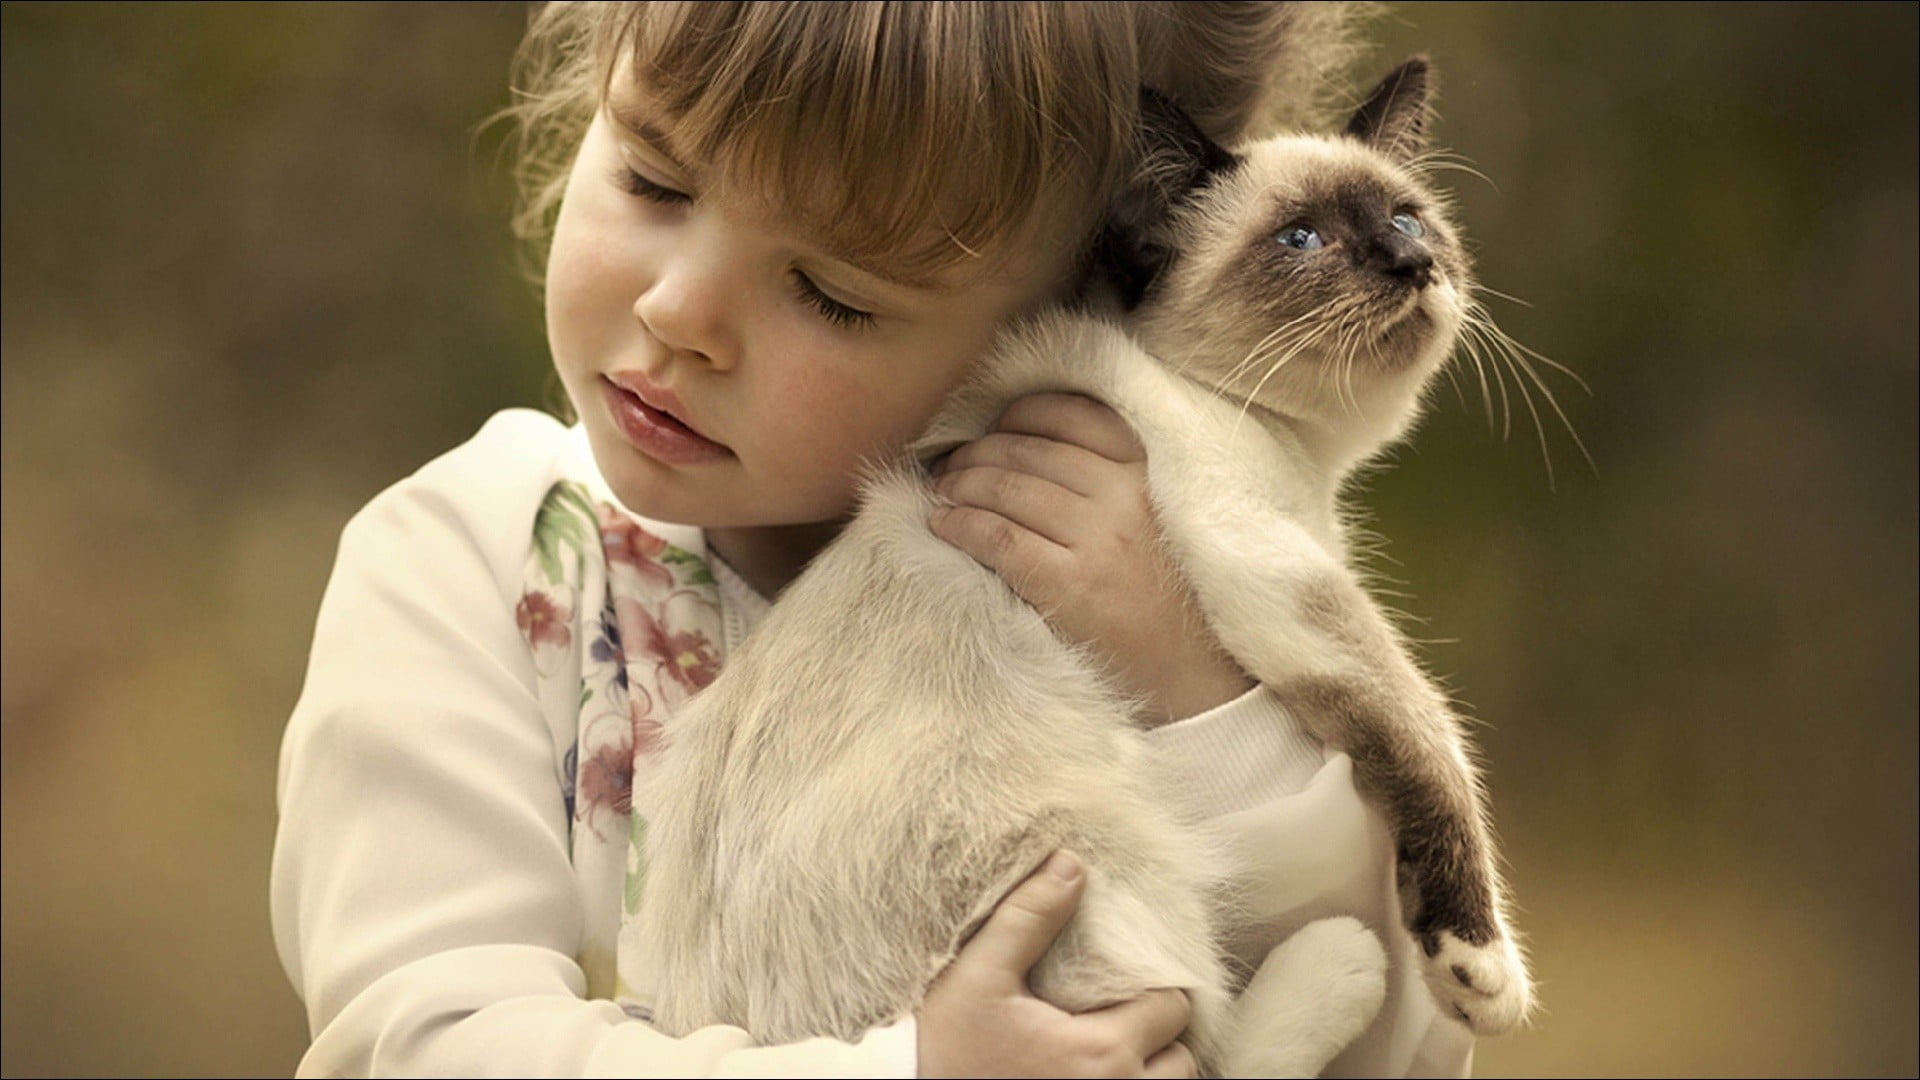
[599,374,732,466]
[605,371,709,436]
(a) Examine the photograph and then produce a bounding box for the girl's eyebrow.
[822,247,949,294]
[607,100,688,170]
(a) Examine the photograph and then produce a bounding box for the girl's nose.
[634,252,734,370]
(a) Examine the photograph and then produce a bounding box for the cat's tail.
[1219,916,1387,1079]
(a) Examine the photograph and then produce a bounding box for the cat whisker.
[1220,332,1309,400]
[1440,356,1473,416]
[1346,323,1370,420]
[1488,319,1593,395]
[1231,335,1318,420]
[1411,158,1500,193]
[1464,303,1595,490]
[1461,329,1502,437]
[1472,284,1534,311]
[1402,148,1500,193]
[1467,300,1591,394]
[1333,307,1371,420]
[1210,336,1285,402]
[1218,313,1324,397]
[1495,337,1595,483]
[1457,318,1510,439]
[1230,327,1326,436]
[1500,344,1558,491]
[1162,343,1205,379]
[1213,311,1322,402]
[1315,316,1351,421]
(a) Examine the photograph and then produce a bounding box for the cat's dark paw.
[1423,928,1533,1035]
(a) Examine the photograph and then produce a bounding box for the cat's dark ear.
[1098,87,1242,308]
[1345,56,1433,162]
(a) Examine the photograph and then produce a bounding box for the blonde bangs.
[603,2,1139,281]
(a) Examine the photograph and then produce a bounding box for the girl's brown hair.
[502,1,1145,284]
[499,2,1374,284]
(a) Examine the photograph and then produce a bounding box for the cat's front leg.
[1154,489,1533,1034]
[1268,670,1532,1036]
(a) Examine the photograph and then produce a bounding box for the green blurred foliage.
[2,3,1914,1076]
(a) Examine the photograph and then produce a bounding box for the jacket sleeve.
[1147,686,1478,1078]
[270,411,917,1078]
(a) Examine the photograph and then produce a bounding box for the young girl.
[272,3,1475,1075]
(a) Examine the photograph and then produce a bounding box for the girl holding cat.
[272,2,1475,1075]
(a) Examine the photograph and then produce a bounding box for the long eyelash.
[791,271,877,330]
[612,166,690,206]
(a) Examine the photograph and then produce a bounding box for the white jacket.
[271,409,1474,1077]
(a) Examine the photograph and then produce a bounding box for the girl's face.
[546,91,1072,531]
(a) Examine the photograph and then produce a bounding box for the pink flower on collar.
[612,592,721,711]
[598,508,674,592]
[515,589,572,651]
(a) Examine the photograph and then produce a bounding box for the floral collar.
[516,479,724,1008]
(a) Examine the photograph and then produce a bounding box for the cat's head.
[1106,57,1472,473]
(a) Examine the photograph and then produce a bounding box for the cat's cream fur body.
[630,313,1389,1074]
[627,61,1531,1074]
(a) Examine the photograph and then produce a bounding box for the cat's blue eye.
[1391,212,1424,239]
[1276,224,1323,251]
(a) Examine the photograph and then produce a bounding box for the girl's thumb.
[957,850,1085,983]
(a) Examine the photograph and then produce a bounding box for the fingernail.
[1044,850,1082,882]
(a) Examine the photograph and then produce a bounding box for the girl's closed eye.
[791,270,877,331]
[613,165,690,207]
[603,132,872,330]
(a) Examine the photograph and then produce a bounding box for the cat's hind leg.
[1219,917,1387,1079]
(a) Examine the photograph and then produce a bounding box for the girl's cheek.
[547,210,636,356]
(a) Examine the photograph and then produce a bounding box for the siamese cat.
[626,57,1532,1075]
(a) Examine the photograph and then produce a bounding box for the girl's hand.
[917,851,1197,1078]
[930,393,1252,723]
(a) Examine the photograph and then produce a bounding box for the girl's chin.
[585,428,859,530]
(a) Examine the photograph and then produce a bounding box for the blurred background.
[2,2,1913,1075]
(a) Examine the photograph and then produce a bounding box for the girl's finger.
[1091,987,1193,1060]
[941,432,1110,498]
[929,504,1071,606]
[1143,1039,1199,1079]
[934,465,1082,548]
[948,851,1086,987]
[993,393,1145,464]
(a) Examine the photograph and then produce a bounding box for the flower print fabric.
[517,480,722,1008]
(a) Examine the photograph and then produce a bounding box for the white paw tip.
[1425,930,1533,1036]
[1292,916,1387,970]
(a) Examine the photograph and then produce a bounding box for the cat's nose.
[1388,248,1433,287]
[1369,234,1434,288]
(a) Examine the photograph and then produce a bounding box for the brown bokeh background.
[3,3,1914,1076]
